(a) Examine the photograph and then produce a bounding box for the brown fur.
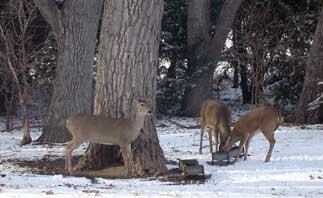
[222,106,282,162]
[199,99,232,154]
[65,100,151,176]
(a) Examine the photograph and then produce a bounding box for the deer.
[221,106,282,162]
[199,99,232,154]
[65,99,151,176]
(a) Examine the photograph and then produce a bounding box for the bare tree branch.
[207,0,244,61]
[33,0,60,34]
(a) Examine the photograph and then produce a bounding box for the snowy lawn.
[1,117,323,198]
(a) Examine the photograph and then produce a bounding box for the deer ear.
[133,98,142,107]
[136,98,146,103]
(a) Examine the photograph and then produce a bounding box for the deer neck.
[132,112,146,135]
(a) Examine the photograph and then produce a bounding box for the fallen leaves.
[45,190,54,195]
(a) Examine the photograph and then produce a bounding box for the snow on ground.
[1,117,323,198]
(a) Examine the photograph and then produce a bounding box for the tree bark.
[232,62,239,88]
[250,53,265,105]
[296,9,323,124]
[166,58,177,79]
[182,0,211,117]
[233,14,251,104]
[77,0,167,177]
[21,103,31,144]
[34,0,103,143]
[0,92,5,115]
[240,63,251,103]
[182,0,244,116]
[206,0,244,61]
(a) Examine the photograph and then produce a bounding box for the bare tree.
[33,0,103,143]
[76,0,167,177]
[296,8,323,124]
[229,0,288,105]
[0,0,42,144]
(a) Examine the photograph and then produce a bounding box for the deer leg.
[65,148,69,171]
[120,146,129,175]
[219,132,226,152]
[215,129,219,152]
[263,131,275,162]
[244,135,252,160]
[126,145,135,176]
[235,134,249,162]
[199,123,206,154]
[120,145,133,176]
[65,139,82,174]
[208,128,213,154]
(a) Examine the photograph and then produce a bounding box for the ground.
[0,116,323,198]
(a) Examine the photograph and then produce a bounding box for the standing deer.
[221,106,282,162]
[65,99,151,176]
[199,99,232,154]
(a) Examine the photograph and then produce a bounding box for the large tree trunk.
[34,0,103,142]
[296,9,323,124]
[232,63,239,88]
[240,63,251,103]
[182,0,244,116]
[250,52,265,105]
[77,0,167,177]
[233,14,251,104]
[21,100,31,144]
[206,0,244,60]
[182,0,211,117]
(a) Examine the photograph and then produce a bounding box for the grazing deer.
[65,99,151,176]
[199,99,232,154]
[221,106,282,162]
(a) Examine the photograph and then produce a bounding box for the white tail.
[199,99,231,154]
[65,99,151,176]
[222,106,282,162]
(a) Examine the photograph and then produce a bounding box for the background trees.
[296,8,323,123]
[0,0,319,127]
[228,0,320,113]
[158,0,321,117]
[181,0,244,116]
[226,0,320,113]
[0,0,321,126]
[157,0,187,115]
[0,0,48,144]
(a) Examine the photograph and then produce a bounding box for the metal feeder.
[178,159,204,177]
[208,146,241,166]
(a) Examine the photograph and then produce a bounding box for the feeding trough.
[179,159,199,170]
[163,159,211,184]
[207,146,242,166]
[178,159,204,177]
